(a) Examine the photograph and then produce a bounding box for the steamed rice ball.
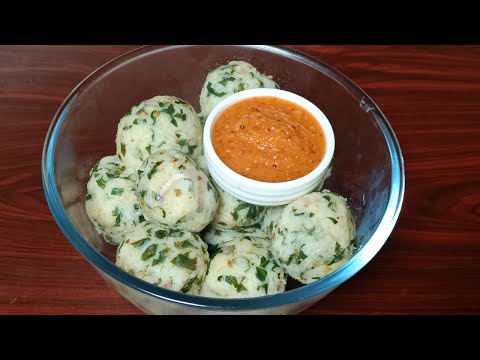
[271,190,356,284]
[85,155,144,245]
[210,182,267,230]
[199,61,279,117]
[116,96,203,169]
[136,150,219,232]
[200,237,286,298]
[202,225,267,247]
[116,222,209,294]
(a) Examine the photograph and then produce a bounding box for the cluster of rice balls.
[85,60,356,298]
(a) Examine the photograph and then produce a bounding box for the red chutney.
[212,96,326,182]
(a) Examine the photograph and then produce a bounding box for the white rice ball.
[116,221,209,295]
[271,190,356,284]
[200,237,286,298]
[210,181,267,230]
[85,155,144,245]
[116,96,203,170]
[199,61,279,117]
[136,150,219,232]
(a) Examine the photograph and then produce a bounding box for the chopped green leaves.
[328,242,345,265]
[328,217,338,224]
[225,275,247,292]
[154,229,168,239]
[231,202,261,222]
[234,82,245,93]
[151,110,160,125]
[131,238,149,247]
[180,276,196,293]
[120,143,126,157]
[255,267,267,282]
[207,82,227,97]
[146,145,152,155]
[85,193,92,201]
[208,243,222,259]
[111,188,124,196]
[259,256,269,269]
[96,178,106,189]
[112,207,121,227]
[174,109,187,121]
[152,248,169,266]
[179,240,194,248]
[141,244,158,261]
[138,215,146,223]
[171,253,196,271]
[219,76,236,86]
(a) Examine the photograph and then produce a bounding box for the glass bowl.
[42,45,405,314]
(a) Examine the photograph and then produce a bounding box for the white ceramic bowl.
[203,88,335,206]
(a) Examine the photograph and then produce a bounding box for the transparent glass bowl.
[42,45,405,314]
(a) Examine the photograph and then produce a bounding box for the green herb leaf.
[138,215,146,223]
[180,276,197,293]
[219,76,236,86]
[255,267,267,282]
[180,240,194,248]
[111,188,124,196]
[259,256,269,269]
[234,82,245,93]
[96,178,106,189]
[155,229,168,239]
[152,248,169,266]
[208,243,222,259]
[146,145,152,155]
[162,104,175,116]
[171,253,196,271]
[131,238,149,247]
[224,276,247,293]
[328,217,338,224]
[147,167,157,179]
[207,82,227,97]
[85,193,92,201]
[188,145,197,155]
[112,207,121,227]
[120,143,126,157]
[328,242,345,265]
[141,244,158,261]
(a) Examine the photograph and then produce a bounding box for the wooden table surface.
[1,45,479,315]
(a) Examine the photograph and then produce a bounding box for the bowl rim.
[42,45,405,311]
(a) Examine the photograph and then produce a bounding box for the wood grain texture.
[1,45,479,315]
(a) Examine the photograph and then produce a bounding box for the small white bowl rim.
[203,88,335,193]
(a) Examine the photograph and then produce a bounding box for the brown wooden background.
[1,45,479,314]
